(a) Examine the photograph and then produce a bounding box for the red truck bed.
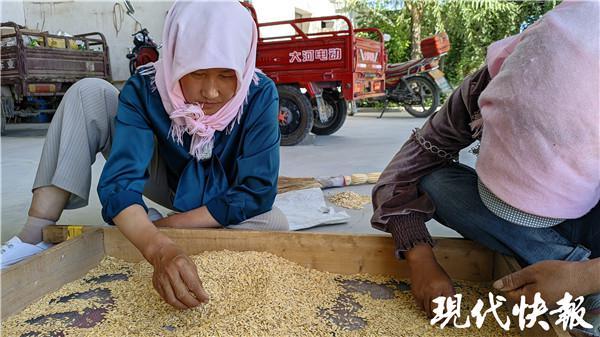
[243,3,386,145]
[254,16,386,101]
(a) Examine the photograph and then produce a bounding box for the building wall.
[1,1,26,25]
[2,0,344,83]
[12,1,171,84]
[251,0,345,38]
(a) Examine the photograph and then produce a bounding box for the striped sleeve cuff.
[387,213,435,259]
[205,195,245,226]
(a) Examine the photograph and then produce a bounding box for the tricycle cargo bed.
[1,23,111,89]
[253,14,386,101]
[1,22,111,130]
[242,3,387,144]
[2,47,109,82]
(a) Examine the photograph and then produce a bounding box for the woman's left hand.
[493,260,592,307]
[154,216,175,228]
[154,206,220,228]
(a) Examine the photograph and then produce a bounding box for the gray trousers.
[33,78,288,231]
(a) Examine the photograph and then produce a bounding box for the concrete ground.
[0,108,476,242]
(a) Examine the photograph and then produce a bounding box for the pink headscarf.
[477,0,600,219]
[153,0,259,160]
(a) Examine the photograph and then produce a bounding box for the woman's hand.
[147,238,210,309]
[154,206,220,229]
[493,259,599,307]
[113,204,210,309]
[405,244,456,318]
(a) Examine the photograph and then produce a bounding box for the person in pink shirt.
[371,1,599,335]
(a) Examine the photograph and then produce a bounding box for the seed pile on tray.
[3,251,522,337]
[328,191,371,209]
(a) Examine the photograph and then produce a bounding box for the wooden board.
[493,251,522,280]
[1,228,560,335]
[1,229,105,319]
[103,227,495,282]
[42,225,103,243]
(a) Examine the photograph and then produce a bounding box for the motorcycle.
[381,56,453,118]
[124,1,159,75]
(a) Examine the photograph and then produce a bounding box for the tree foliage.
[345,0,558,84]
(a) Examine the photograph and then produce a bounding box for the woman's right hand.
[147,238,210,309]
[405,244,455,318]
[113,205,210,309]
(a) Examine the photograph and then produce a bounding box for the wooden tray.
[1,228,564,336]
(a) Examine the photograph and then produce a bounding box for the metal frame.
[241,2,386,102]
[1,22,111,101]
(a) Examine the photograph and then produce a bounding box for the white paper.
[274,187,350,231]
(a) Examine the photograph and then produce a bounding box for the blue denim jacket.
[98,72,280,226]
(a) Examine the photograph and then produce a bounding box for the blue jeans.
[419,163,599,266]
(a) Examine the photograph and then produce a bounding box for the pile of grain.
[3,251,521,337]
[328,191,371,209]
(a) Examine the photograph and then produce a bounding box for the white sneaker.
[1,236,52,269]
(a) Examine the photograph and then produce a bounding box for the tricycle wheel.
[277,85,313,146]
[311,90,347,136]
[402,76,440,118]
[1,87,14,136]
[1,111,5,136]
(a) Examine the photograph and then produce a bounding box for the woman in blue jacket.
[2,0,286,309]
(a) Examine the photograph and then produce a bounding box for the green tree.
[345,0,559,84]
[405,0,425,59]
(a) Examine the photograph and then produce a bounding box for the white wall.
[251,0,345,38]
[2,0,345,83]
[17,1,171,83]
[1,1,26,24]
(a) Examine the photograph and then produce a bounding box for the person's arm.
[114,205,209,309]
[97,75,155,223]
[154,206,219,228]
[97,75,208,308]
[494,258,600,306]
[372,67,491,316]
[372,66,491,256]
[587,258,600,294]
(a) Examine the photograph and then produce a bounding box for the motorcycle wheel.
[277,85,313,146]
[311,90,347,136]
[402,76,440,118]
